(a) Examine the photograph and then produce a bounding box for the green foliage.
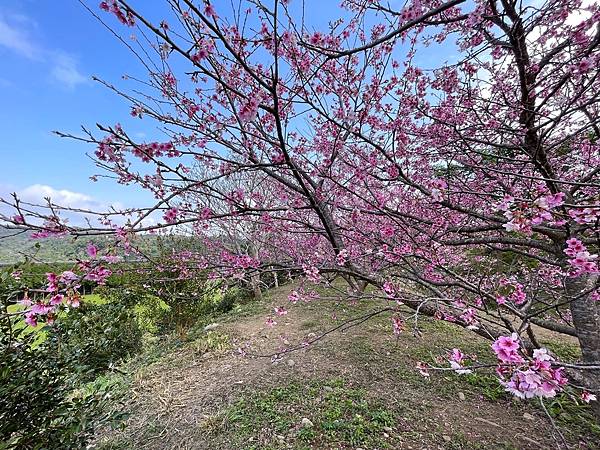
[218,379,396,449]
[0,325,109,449]
[0,265,136,449]
[192,330,230,354]
[101,277,250,335]
[133,295,170,333]
[217,286,251,313]
[0,228,94,264]
[52,300,142,380]
[545,393,600,439]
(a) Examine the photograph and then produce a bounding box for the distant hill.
[0,228,113,264]
[0,228,206,265]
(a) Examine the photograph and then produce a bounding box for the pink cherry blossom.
[274,306,288,316]
[492,334,524,364]
[163,207,179,224]
[581,391,597,403]
[86,243,98,258]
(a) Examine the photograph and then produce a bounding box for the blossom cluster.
[18,243,113,327]
[21,271,81,327]
[564,238,598,276]
[492,334,568,399]
[499,193,565,233]
[100,0,135,26]
[448,348,473,375]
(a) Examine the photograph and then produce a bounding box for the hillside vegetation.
[0,228,203,264]
[93,284,599,450]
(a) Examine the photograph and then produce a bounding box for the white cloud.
[19,184,110,210]
[2,184,175,231]
[565,0,596,26]
[527,0,596,44]
[0,13,40,59]
[51,52,88,89]
[0,12,88,89]
[1,184,124,227]
[5,184,162,229]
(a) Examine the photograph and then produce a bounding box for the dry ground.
[93,285,598,450]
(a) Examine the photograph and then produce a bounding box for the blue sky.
[0,0,159,210]
[0,0,452,214]
[0,0,357,211]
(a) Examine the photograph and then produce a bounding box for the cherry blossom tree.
[2,0,599,415]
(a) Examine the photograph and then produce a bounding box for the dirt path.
[95,286,593,450]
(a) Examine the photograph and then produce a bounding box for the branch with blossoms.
[2,0,600,416]
[419,336,598,408]
[0,243,114,327]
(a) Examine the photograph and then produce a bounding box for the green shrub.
[52,301,142,380]
[97,274,254,337]
[216,286,252,313]
[193,330,230,354]
[133,295,171,333]
[0,326,106,449]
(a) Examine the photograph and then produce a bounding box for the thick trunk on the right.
[567,274,600,418]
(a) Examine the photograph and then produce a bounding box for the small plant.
[463,372,508,401]
[193,330,230,354]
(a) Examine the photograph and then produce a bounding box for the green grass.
[192,330,230,354]
[544,393,600,440]
[82,293,108,305]
[211,378,397,449]
[45,283,597,449]
[540,340,581,362]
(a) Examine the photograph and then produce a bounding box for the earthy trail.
[95,286,590,450]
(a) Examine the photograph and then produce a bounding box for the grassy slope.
[92,285,598,450]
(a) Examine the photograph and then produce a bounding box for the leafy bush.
[0,324,107,449]
[52,300,142,380]
[217,286,252,313]
[98,277,252,336]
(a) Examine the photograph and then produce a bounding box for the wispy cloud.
[0,12,88,89]
[0,184,129,227]
[0,13,40,59]
[19,184,113,211]
[7,184,159,228]
[51,51,88,89]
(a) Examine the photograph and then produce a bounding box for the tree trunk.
[355,279,368,295]
[567,274,600,417]
[342,275,368,296]
[249,245,262,300]
[251,276,262,300]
